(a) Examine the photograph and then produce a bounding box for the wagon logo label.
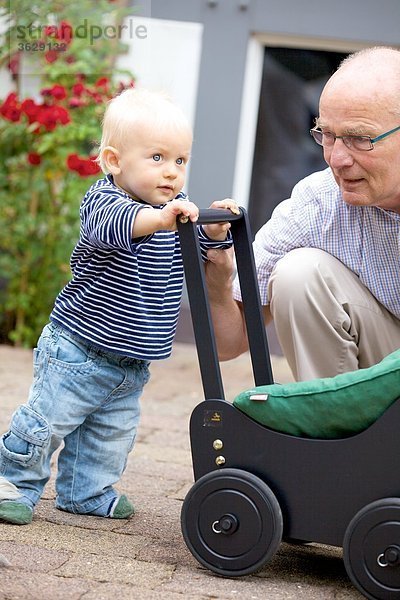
[203,410,223,427]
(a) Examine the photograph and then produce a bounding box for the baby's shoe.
[0,500,33,525]
[0,477,32,525]
[108,495,135,519]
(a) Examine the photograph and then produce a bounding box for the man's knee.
[269,248,333,306]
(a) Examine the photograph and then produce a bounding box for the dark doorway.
[248,47,347,235]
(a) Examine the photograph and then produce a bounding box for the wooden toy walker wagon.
[177,208,400,600]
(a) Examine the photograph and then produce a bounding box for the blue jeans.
[0,323,150,515]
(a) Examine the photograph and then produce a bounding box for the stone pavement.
[0,343,363,600]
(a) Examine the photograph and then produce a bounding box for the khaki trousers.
[268,248,400,381]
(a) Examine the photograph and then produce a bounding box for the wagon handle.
[177,207,274,401]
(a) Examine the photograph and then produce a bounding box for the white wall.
[117,16,203,191]
[0,14,14,96]
[117,17,203,131]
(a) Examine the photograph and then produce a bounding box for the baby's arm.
[203,199,240,241]
[132,199,199,238]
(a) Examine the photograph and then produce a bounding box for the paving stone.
[0,541,71,572]
[161,564,362,599]
[0,344,366,599]
[81,582,202,600]
[53,553,175,587]
[0,571,90,600]
[0,521,148,558]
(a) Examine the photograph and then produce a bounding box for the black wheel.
[181,468,283,576]
[343,498,400,599]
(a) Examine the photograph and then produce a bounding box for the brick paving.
[0,344,363,599]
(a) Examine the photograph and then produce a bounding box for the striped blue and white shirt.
[234,168,400,318]
[51,175,231,360]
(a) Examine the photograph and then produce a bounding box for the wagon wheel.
[181,468,283,576]
[343,497,400,599]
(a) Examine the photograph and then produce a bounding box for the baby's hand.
[161,199,199,231]
[203,198,240,241]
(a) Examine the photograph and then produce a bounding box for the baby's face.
[114,124,192,205]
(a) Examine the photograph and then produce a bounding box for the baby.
[0,88,237,524]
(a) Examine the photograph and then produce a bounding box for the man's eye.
[323,131,335,141]
[153,154,161,162]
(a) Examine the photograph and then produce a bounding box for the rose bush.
[0,0,134,346]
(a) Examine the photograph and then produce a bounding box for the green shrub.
[0,0,134,346]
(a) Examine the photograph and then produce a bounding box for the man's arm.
[205,247,272,360]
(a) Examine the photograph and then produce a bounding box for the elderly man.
[207,46,400,381]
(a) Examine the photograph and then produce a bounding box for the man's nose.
[327,139,354,169]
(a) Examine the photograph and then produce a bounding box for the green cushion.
[233,348,400,439]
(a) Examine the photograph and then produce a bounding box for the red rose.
[21,98,36,111]
[0,92,18,114]
[36,104,70,131]
[68,97,85,108]
[37,107,57,131]
[54,85,66,100]
[41,84,67,100]
[72,83,85,97]
[95,77,109,88]
[67,154,101,177]
[2,92,18,105]
[3,107,21,121]
[44,25,58,38]
[54,85,66,99]
[53,105,70,124]
[67,154,81,170]
[80,159,101,176]
[40,84,67,100]
[58,21,73,44]
[45,50,58,64]
[21,99,41,124]
[28,152,41,165]
[88,92,103,104]
[0,93,21,122]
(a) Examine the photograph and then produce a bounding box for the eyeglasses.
[310,124,400,151]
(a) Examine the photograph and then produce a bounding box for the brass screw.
[213,439,223,451]
[215,456,226,466]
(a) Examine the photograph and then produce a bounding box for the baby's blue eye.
[176,158,184,165]
[153,154,161,162]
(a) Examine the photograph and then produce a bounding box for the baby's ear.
[102,146,121,174]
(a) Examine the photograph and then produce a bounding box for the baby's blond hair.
[97,88,193,173]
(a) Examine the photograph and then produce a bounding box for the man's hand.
[203,198,240,241]
[205,246,235,301]
[205,245,250,360]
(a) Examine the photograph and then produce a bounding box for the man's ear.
[102,146,121,174]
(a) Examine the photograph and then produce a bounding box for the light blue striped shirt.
[51,175,231,360]
[234,168,400,318]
